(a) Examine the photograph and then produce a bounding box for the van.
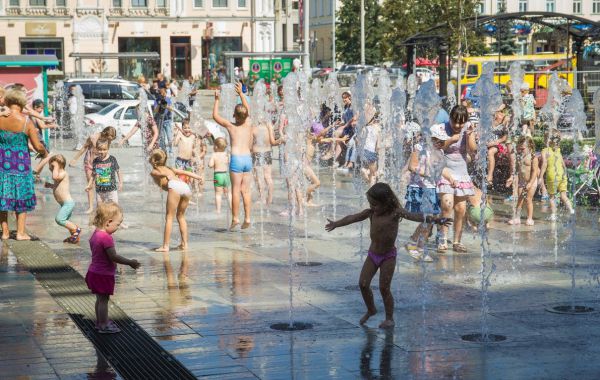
[63,78,150,114]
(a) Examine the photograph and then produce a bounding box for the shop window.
[131,0,147,7]
[213,0,227,7]
[20,38,63,71]
[118,37,160,81]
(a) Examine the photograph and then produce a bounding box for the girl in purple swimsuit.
[325,183,451,329]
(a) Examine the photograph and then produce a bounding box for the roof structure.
[0,55,59,67]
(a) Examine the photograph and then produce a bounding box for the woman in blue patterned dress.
[0,90,48,240]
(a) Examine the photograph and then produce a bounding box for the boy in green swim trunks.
[209,138,232,214]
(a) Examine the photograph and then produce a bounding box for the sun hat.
[520,82,530,90]
[430,123,450,141]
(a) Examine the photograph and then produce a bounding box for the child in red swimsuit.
[325,183,451,329]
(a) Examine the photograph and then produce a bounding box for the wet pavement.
[2,144,600,379]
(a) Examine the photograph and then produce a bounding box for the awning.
[69,52,160,60]
[0,55,58,67]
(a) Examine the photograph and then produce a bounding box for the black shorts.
[252,151,273,167]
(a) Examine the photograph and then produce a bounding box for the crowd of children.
[12,76,590,333]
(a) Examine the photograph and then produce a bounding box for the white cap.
[520,82,530,90]
[430,123,450,141]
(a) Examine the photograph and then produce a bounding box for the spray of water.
[471,62,503,342]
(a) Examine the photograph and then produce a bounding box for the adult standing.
[0,90,48,240]
[154,88,174,154]
[436,105,477,253]
[187,76,198,107]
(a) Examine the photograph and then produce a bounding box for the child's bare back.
[210,151,229,172]
[50,168,72,204]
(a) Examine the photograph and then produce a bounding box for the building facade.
[477,0,600,54]
[0,0,288,80]
[307,0,336,68]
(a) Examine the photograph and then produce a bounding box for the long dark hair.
[366,183,400,214]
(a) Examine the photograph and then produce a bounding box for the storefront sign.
[248,58,293,85]
[25,23,56,36]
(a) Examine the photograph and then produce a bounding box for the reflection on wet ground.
[2,147,600,379]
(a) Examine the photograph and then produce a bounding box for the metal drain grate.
[9,239,197,380]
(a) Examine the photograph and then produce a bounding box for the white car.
[84,100,187,147]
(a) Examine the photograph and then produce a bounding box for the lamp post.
[332,0,336,69]
[360,0,365,65]
[303,0,310,73]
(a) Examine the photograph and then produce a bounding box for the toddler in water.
[540,129,574,220]
[70,127,117,214]
[44,155,81,243]
[86,139,122,205]
[506,136,539,226]
[150,149,204,252]
[173,119,197,184]
[85,203,140,334]
[325,183,451,328]
[209,137,232,214]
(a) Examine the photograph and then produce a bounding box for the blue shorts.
[404,187,440,215]
[230,154,252,173]
[362,150,378,164]
[55,200,75,227]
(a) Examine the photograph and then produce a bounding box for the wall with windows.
[0,0,262,78]
[309,0,340,68]
[476,0,600,19]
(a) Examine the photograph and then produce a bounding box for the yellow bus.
[459,53,574,90]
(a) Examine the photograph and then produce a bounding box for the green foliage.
[336,0,386,64]
[380,0,487,63]
[532,137,594,156]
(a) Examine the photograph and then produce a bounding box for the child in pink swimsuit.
[85,202,140,334]
[325,183,451,329]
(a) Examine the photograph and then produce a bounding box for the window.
[496,0,505,12]
[9,0,19,5]
[518,0,527,12]
[238,0,246,7]
[212,0,227,7]
[545,0,555,12]
[21,38,63,71]
[573,0,582,13]
[131,0,147,7]
[194,0,202,6]
[112,0,122,6]
[594,0,600,14]
[466,64,479,78]
[29,0,45,5]
[0,37,5,55]
[292,0,298,9]
[113,108,123,119]
[156,0,166,6]
[56,0,66,5]
[123,107,138,120]
[475,2,484,14]
[293,23,299,43]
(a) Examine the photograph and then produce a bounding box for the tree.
[494,3,517,55]
[381,0,488,63]
[336,0,386,65]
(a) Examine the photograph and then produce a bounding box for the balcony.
[25,7,50,16]
[76,7,103,16]
[53,7,71,16]
[109,7,127,16]
[128,8,152,16]
[6,6,22,15]
[154,7,170,16]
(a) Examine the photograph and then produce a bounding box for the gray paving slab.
[2,145,600,379]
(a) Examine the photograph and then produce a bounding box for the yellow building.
[0,0,289,79]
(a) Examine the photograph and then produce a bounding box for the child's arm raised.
[106,247,140,269]
[396,206,453,226]
[212,91,234,130]
[325,209,371,231]
[173,168,204,183]
[235,82,250,115]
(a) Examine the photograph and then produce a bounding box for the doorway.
[170,36,191,79]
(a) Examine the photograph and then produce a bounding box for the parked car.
[84,100,187,147]
[312,67,334,80]
[64,78,151,114]
[337,64,372,87]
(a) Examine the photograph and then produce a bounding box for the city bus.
[459,53,574,89]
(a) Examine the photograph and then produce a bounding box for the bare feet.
[241,221,251,229]
[379,319,395,329]
[525,219,534,226]
[155,246,170,252]
[359,310,377,325]
[507,218,521,225]
[15,233,32,241]
[305,201,319,207]
[84,207,94,215]
[176,244,187,251]
[229,220,240,231]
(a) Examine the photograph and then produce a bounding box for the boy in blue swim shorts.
[44,155,81,243]
[212,82,254,230]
